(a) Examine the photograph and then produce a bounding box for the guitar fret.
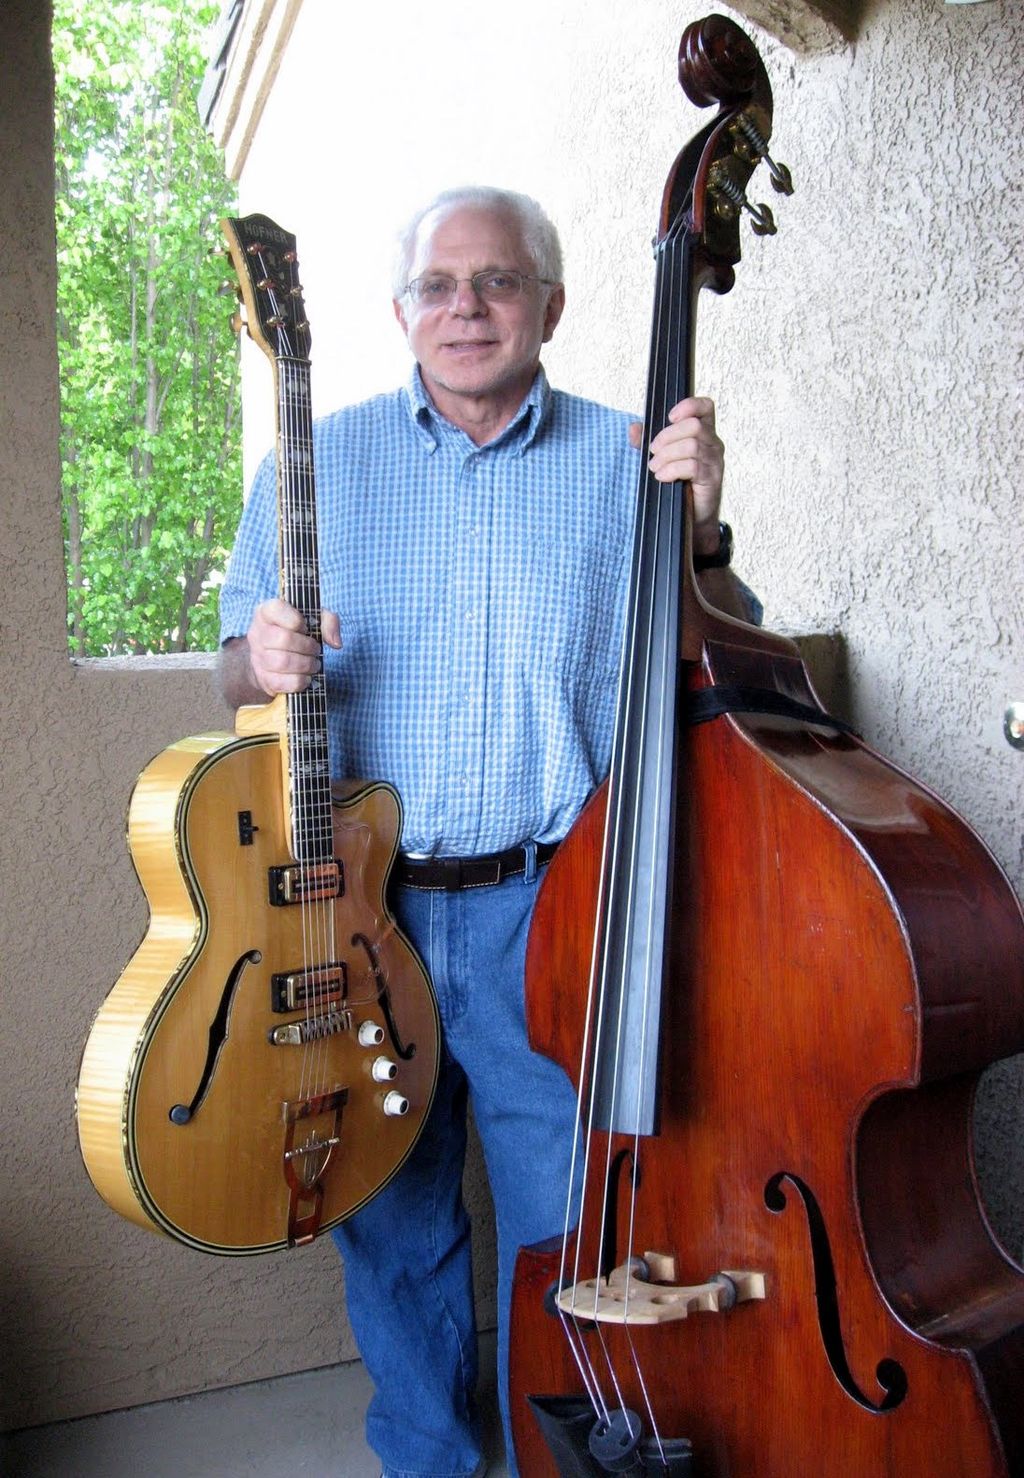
[271,315,335,860]
[294,760,330,780]
[280,571,317,598]
[291,736,328,756]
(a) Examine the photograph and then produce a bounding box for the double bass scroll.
[509,15,1024,1476]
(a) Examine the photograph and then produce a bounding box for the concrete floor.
[1,1333,508,1478]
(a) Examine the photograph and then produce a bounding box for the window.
[54,0,242,656]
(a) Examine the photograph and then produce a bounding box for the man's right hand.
[217,600,341,709]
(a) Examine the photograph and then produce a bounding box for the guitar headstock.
[221,213,311,363]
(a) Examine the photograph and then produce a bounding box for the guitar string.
[290,347,334,1100]
[260,251,306,1106]
[277,287,313,1097]
[266,244,332,1105]
[293,351,335,1101]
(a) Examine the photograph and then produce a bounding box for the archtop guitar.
[76,214,440,1254]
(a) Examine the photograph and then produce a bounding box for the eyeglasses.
[404,270,557,306]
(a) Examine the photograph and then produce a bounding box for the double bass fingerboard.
[591,224,698,1139]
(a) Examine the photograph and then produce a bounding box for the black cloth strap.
[393,839,559,891]
[686,683,858,736]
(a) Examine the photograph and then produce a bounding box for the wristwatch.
[693,521,733,571]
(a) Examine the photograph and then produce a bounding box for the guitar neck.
[275,357,333,863]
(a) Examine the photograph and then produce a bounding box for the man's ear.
[542,284,566,344]
[393,298,409,337]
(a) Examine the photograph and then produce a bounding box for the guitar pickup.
[268,859,344,906]
[272,962,348,1013]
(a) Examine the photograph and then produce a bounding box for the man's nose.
[448,279,487,314]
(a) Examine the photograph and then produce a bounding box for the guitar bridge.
[270,1009,353,1045]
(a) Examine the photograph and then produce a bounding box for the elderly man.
[218,185,751,1478]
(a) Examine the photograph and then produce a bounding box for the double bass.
[76,218,440,1254]
[509,16,1024,1474]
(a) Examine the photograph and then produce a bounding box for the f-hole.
[765,1171,908,1412]
[602,1147,640,1281]
[168,949,261,1125]
[353,932,415,1060]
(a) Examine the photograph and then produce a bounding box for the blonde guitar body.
[77,714,440,1254]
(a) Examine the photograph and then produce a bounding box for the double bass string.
[556,216,689,1459]
[554,253,660,1425]
[614,215,691,1457]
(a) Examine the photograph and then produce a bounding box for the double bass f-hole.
[765,1172,908,1413]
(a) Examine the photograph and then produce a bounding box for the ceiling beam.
[725,0,859,51]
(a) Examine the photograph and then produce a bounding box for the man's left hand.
[629,396,724,556]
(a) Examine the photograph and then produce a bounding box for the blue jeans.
[332,859,579,1478]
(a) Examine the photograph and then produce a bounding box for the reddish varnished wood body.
[509,638,1024,1475]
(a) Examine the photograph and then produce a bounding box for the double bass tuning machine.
[710,106,795,239]
[729,107,794,196]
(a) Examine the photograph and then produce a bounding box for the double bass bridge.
[556,1254,765,1326]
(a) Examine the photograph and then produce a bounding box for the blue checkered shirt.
[219,367,640,855]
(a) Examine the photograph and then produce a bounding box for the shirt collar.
[403,365,553,455]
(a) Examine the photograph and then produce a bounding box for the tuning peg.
[764,157,794,196]
[217,279,241,298]
[230,309,246,335]
[708,162,778,236]
[733,111,794,196]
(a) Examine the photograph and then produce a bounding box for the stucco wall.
[3,0,1022,1435]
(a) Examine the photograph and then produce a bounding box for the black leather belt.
[393,840,559,891]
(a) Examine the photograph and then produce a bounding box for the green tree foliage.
[54,0,241,655]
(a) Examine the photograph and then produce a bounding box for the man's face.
[393,205,564,416]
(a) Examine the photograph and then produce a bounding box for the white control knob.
[382,1091,410,1117]
[358,1020,385,1046]
[372,1056,398,1082]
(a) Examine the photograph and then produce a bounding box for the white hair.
[392,185,564,298]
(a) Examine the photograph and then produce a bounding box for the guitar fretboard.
[277,358,333,862]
